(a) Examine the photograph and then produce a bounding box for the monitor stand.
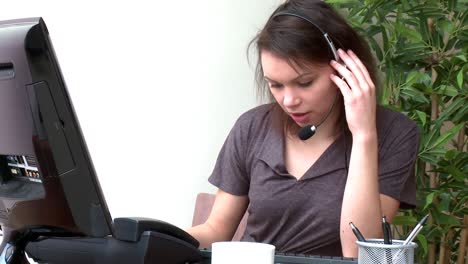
[0,218,202,264]
[0,226,76,264]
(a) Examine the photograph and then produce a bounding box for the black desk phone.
[23,217,202,264]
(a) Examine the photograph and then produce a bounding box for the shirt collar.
[256,107,350,180]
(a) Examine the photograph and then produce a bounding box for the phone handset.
[113,217,202,263]
[114,217,199,247]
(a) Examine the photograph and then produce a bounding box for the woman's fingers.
[330,49,377,137]
[347,50,375,93]
[333,49,373,94]
[330,58,360,93]
[330,73,352,100]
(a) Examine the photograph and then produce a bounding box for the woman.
[188,0,419,257]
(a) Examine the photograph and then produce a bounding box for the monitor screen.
[0,17,113,239]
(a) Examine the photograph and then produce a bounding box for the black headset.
[272,12,340,62]
[272,12,343,140]
[271,11,350,173]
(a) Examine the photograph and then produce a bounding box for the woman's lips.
[290,112,309,124]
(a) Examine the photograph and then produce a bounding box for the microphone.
[297,91,338,140]
[298,125,317,140]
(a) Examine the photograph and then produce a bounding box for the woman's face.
[261,50,338,127]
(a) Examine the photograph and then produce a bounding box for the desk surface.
[197,249,358,264]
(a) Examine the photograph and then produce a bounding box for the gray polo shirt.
[208,103,419,256]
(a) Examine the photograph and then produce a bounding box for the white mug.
[211,241,275,264]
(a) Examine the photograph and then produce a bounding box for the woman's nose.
[283,88,301,107]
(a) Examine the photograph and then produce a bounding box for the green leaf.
[416,234,428,255]
[421,124,442,150]
[392,215,418,226]
[455,54,467,62]
[419,148,447,158]
[457,69,464,89]
[400,87,430,103]
[398,48,427,61]
[453,196,468,214]
[367,36,384,61]
[448,0,456,11]
[453,152,468,167]
[405,71,424,85]
[439,21,454,34]
[415,110,427,126]
[435,214,460,227]
[438,193,451,213]
[325,0,359,3]
[413,83,432,93]
[419,150,438,164]
[423,192,436,210]
[452,104,468,123]
[380,24,390,56]
[436,85,459,97]
[419,152,440,165]
[429,123,464,150]
[445,165,466,181]
[436,97,467,125]
[445,149,457,160]
[394,22,423,42]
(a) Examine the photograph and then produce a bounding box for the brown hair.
[248,0,379,134]
[250,0,379,100]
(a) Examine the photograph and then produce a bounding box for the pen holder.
[356,239,417,264]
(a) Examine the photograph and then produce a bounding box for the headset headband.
[272,12,339,61]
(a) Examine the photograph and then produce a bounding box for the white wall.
[1,0,281,229]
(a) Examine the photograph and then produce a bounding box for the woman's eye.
[269,83,283,89]
[298,81,312,88]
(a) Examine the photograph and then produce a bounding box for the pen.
[349,222,366,242]
[403,214,429,245]
[382,216,392,244]
[382,216,393,264]
[392,214,429,262]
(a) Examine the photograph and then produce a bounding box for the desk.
[196,249,358,264]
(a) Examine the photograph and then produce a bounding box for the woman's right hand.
[186,189,249,248]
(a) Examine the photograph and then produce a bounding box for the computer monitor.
[0,18,201,264]
[0,16,113,241]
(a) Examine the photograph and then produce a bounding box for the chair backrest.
[192,192,248,241]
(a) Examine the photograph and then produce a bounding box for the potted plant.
[328,0,467,263]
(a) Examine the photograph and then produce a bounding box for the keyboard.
[197,249,358,264]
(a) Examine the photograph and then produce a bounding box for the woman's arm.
[187,189,249,248]
[340,133,400,257]
[330,49,401,257]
